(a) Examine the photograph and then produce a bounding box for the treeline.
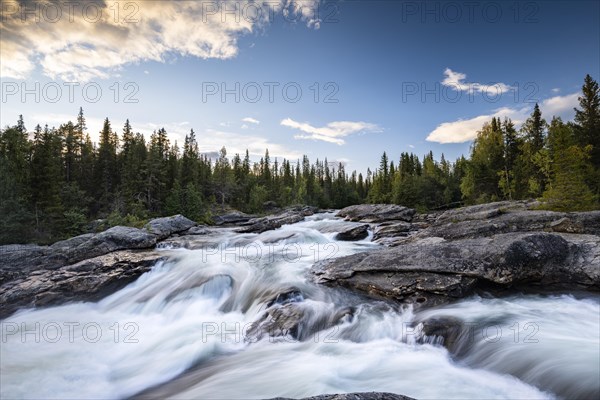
[1,75,598,244]
[368,75,600,211]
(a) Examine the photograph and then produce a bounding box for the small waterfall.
[1,214,597,399]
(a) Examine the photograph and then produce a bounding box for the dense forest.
[1,75,598,245]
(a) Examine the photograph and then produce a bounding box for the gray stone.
[335,224,369,241]
[312,232,600,307]
[337,204,416,223]
[237,206,318,234]
[0,250,164,318]
[144,215,197,240]
[212,211,256,226]
[271,393,415,400]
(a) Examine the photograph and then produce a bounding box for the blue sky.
[1,0,599,173]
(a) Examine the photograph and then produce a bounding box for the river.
[1,213,598,399]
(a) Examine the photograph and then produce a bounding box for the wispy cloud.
[242,117,260,124]
[203,129,302,159]
[281,118,381,145]
[0,0,321,81]
[426,92,580,144]
[442,68,514,96]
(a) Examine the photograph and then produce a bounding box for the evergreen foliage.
[1,75,598,244]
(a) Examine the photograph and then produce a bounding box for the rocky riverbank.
[312,201,600,307]
[0,207,321,318]
[2,201,598,319]
[0,215,200,317]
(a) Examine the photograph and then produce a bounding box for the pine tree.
[519,104,547,197]
[542,118,597,210]
[461,120,505,203]
[0,117,34,243]
[30,125,65,240]
[145,128,170,213]
[96,118,119,212]
[573,74,600,194]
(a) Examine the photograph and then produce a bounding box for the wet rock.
[414,210,600,241]
[416,316,465,353]
[335,224,369,241]
[312,232,600,307]
[62,226,158,262]
[184,225,210,235]
[372,222,412,243]
[0,250,164,318]
[267,289,304,307]
[272,393,415,400]
[144,215,197,240]
[248,303,305,340]
[337,204,416,223]
[237,206,318,234]
[434,200,536,224]
[212,211,255,226]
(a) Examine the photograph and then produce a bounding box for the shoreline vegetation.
[1,75,598,246]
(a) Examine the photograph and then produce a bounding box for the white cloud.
[408,144,415,149]
[281,118,381,145]
[241,124,249,130]
[0,0,321,81]
[426,91,581,144]
[540,93,579,120]
[551,88,561,93]
[426,106,530,144]
[242,117,260,124]
[442,68,514,96]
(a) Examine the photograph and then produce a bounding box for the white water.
[1,214,598,399]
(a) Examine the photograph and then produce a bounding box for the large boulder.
[58,226,158,263]
[414,209,600,241]
[237,206,318,234]
[0,250,164,318]
[212,211,255,226]
[337,204,415,223]
[335,224,369,241]
[0,216,198,316]
[312,232,600,307]
[144,215,197,240]
[0,226,158,281]
[372,221,412,241]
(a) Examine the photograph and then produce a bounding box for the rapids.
[1,213,598,399]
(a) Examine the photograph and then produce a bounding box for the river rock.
[212,211,255,226]
[272,393,415,400]
[0,250,164,318]
[312,232,600,307]
[413,209,600,241]
[144,214,197,240]
[337,204,416,223]
[237,206,318,234]
[372,222,412,241]
[335,224,369,241]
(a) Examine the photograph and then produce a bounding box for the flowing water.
[1,213,598,399]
